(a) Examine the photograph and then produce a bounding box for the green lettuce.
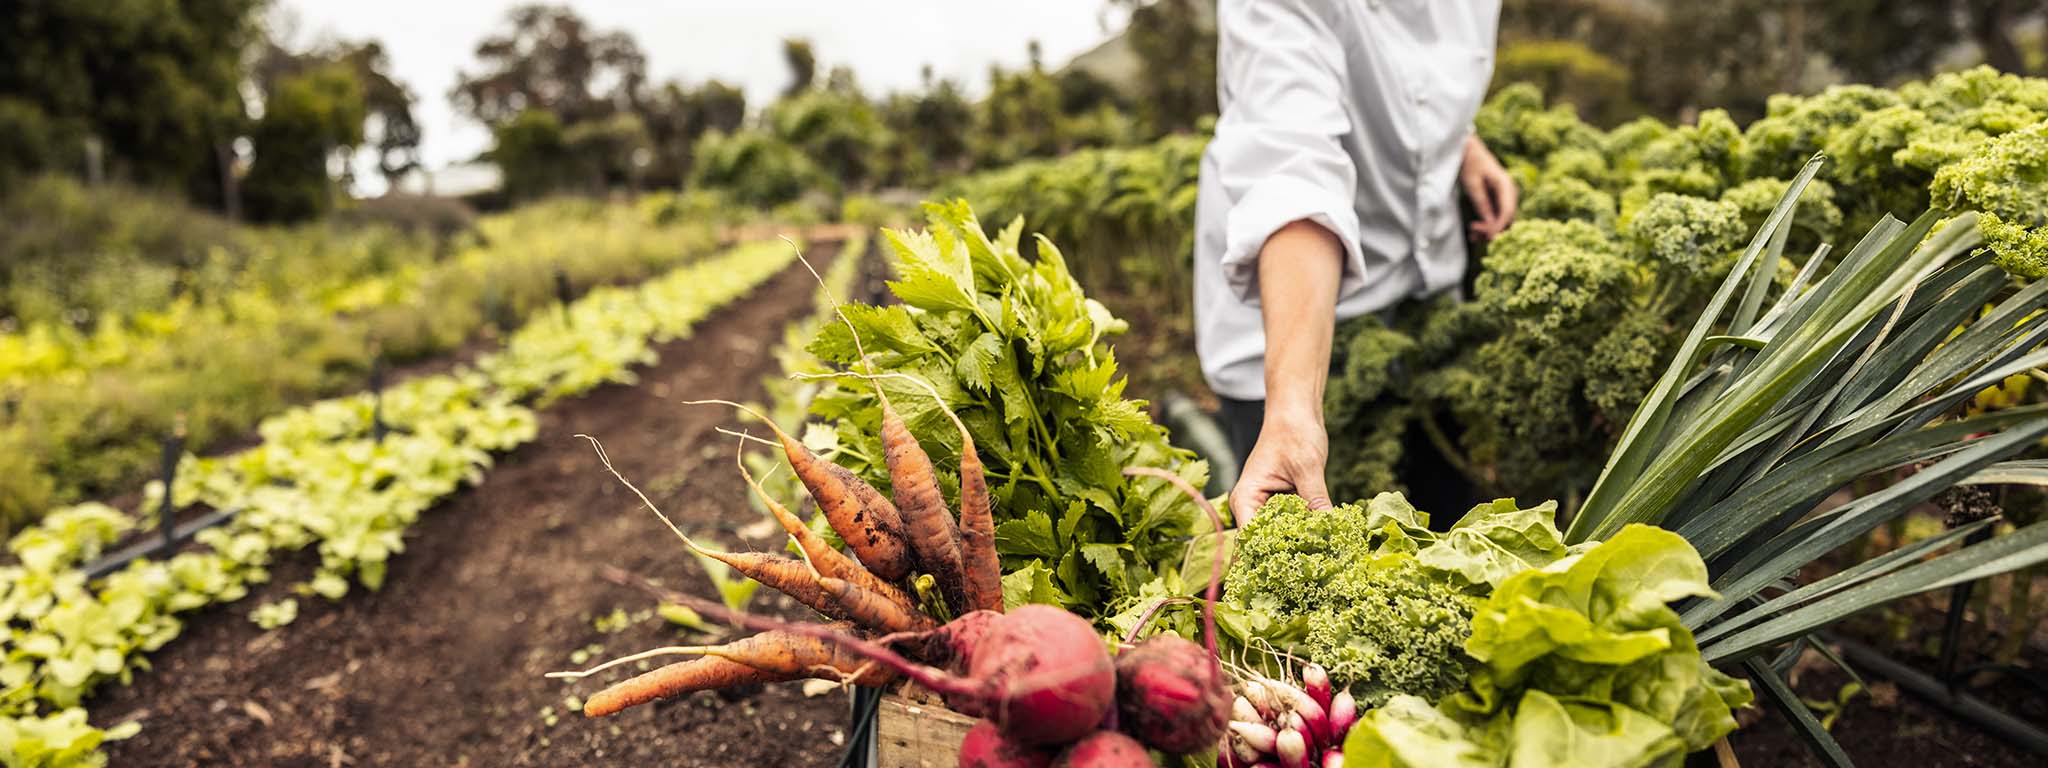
[1346,525,1751,768]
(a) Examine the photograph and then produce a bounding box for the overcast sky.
[279,0,1125,178]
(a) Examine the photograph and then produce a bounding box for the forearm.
[1256,219,1344,422]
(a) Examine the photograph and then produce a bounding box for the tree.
[0,0,263,208]
[244,63,368,221]
[1119,0,1217,135]
[783,38,818,97]
[451,4,647,129]
[641,79,746,186]
[491,109,575,201]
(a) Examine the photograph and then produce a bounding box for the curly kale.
[1226,494,1476,704]
[1474,219,1632,343]
[1930,122,2048,277]
[1521,175,1616,227]
[1624,193,1746,279]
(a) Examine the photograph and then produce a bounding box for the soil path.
[93,244,854,768]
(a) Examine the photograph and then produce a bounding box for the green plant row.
[0,238,798,767]
[0,196,723,533]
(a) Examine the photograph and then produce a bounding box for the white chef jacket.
[1193,0,1501,401]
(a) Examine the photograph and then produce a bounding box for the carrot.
[686,399,915,582]
[830,370,1003,614]
[735,438,922,617]
[820,574,938,633]
[575,435,853,622]
[655,629,897,684]
[879,400,973,615]
[582,656,795,716]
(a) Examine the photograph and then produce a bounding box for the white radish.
[1276,728,1309,768]
[1321,750,1344,768]
[1231,720,1279,754]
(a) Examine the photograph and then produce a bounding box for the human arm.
[1228,220,1344,525]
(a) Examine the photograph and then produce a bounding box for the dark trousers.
[1216,395,1266,469]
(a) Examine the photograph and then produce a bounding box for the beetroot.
[1054,731,1152,768]
[1115,634,1230,753]
[936,604,1117,745]
[959,719,1054,768]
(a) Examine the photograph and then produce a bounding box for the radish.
[1275,728,1309,768]
[1301,665,1332,712]
[1230,721,1278,753]
[1327,690,1357,736]
[1232,695,1261,724]
[1227,725,1267,766]
[1321,751,1344,768]
[1055,731,1152,768]
[959,719,1054,768]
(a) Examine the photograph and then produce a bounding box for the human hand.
[1228,408,1333,526]
[1461,135,1518,243]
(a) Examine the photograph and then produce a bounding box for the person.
[1193,0,1518,525]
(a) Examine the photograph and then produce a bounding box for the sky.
[279,0,1126,186]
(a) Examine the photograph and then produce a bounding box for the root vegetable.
[689,400,914,581]
[956,438,1003,613]
[819,574,937,633]
[1054,731,1152,768]
[1115,467,1231,755]
[959,720,1055,768]
[1275,728,1308,768]
[654,591,1113,747]
[1302,664,1332,712]
[1321,751,1344,768]
[1230,721,1278,754]
[736,443,918,614]
[1328,690,1357,736]
[879,401,973,614]
[1232,696,1261,725]
[582,657,793,716]
[1114,635,1231,753]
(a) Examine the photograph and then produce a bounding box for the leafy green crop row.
[0,239,797,766]
[0,195,722,533]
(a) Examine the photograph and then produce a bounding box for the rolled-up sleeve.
[1209,0,1367,305]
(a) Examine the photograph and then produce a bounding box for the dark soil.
[1727,578,2047,766]
[92,245,855,768]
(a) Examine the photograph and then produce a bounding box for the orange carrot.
[584,656,796,716]
[955,440,1003,613]
[815,371,1004,614]
[820,574,939,633]
[735,441,921,617]
[879,401,971,615]
[687,399,914,581]
[700,549,851,622]
[667,628,898,684]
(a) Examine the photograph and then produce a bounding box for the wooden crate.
[875,693,975,767]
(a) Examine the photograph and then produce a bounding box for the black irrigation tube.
[1825,632,2048,757]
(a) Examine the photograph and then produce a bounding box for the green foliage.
[805,201,1207,616]
[0,0,263,203]
[688,129,823,208]
[1,237,795,761]
[1345,526,1750,768]
[244,62,368,222]
[0,190,718,532]
[1931,122,2048,277]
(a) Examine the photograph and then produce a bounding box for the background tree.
[490,109,575,201]
[640,79,746,186]
[782,38,818,98]
[451,4,647,129]
[243,62,369,221]
[1119,0,1217,135]
[0,0,263,210]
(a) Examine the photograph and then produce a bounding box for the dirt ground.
[92,245,854,768]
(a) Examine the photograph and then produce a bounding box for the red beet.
[945,605,1118,745]
[1055,731,1153,768]
[959,719,1054,768]
[1115,635,1231,753]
